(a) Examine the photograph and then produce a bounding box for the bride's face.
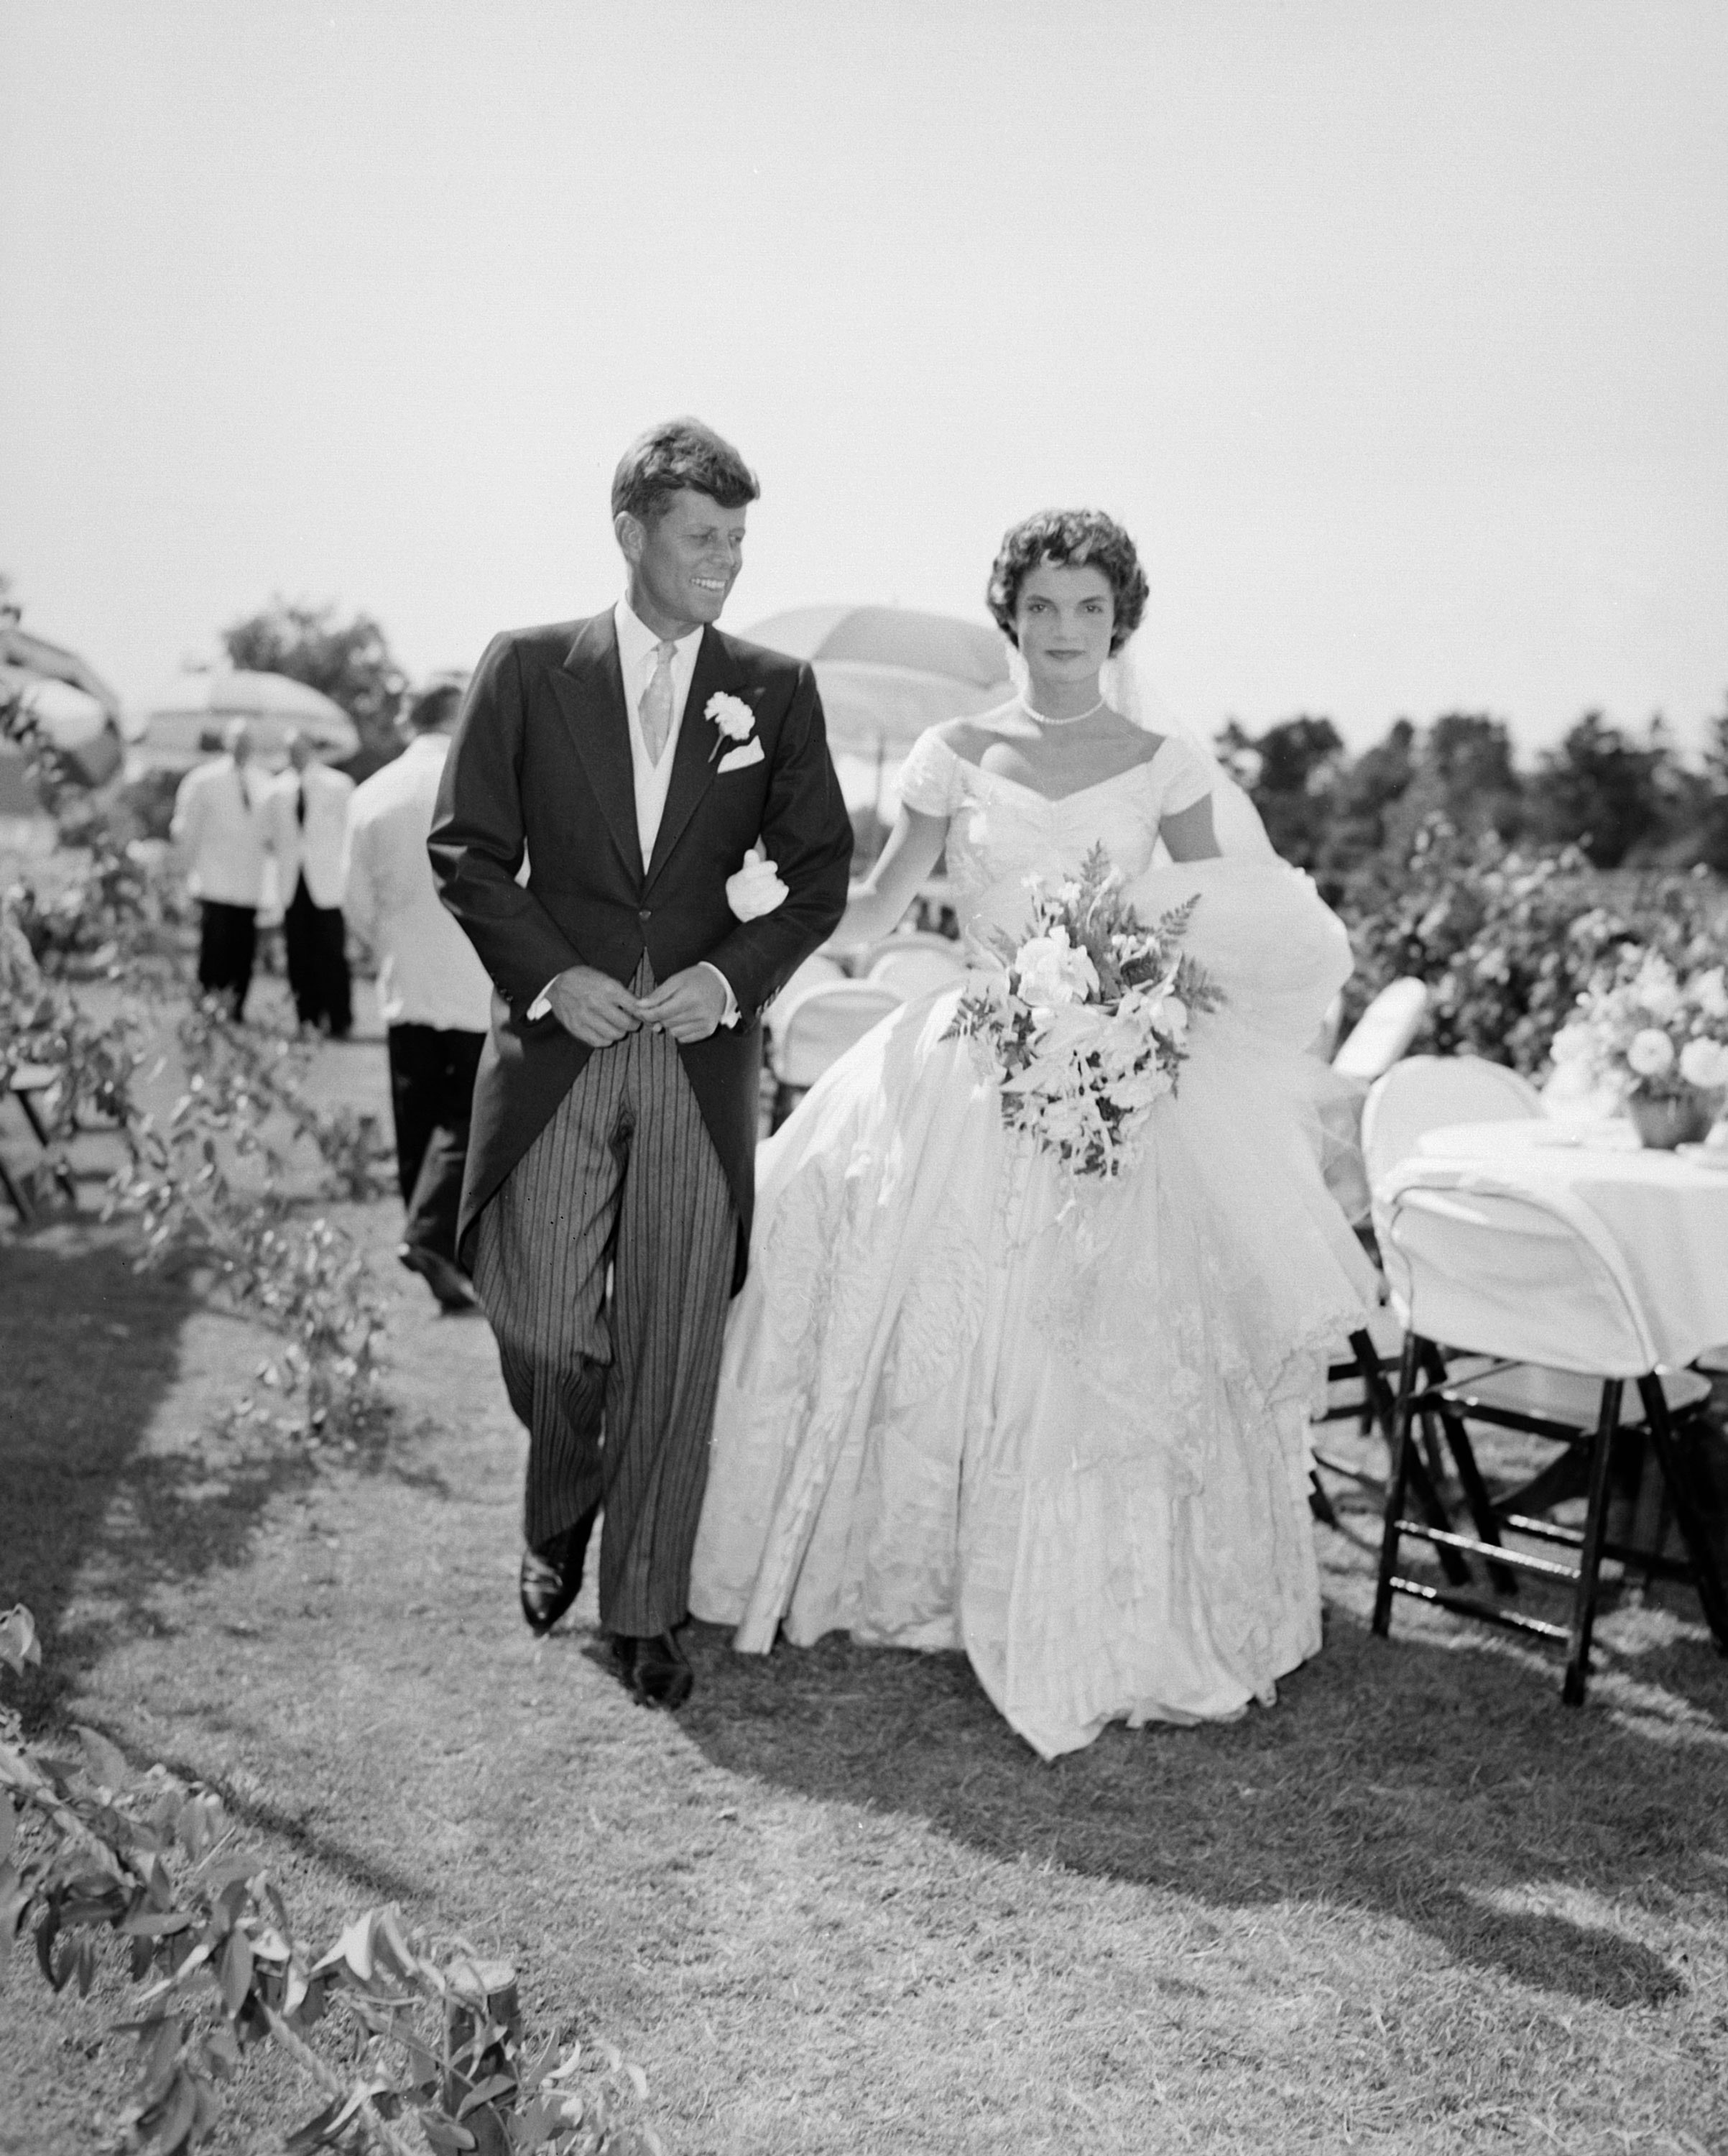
[1015,563,1115,691]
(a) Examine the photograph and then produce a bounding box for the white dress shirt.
[342,733,495,1032]
[613,596,703,869]
[527,596,737,1025]
[272,760,356,909]
[170,755,273,908]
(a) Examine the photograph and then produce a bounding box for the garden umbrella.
[1,619,127,786]
[134,668,359,771]
[747,605,1012,757]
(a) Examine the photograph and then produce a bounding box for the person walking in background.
[342,679,491,1312]
[170,717,272,1021]
[274,729,355,1038]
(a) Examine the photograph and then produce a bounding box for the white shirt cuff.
[526,977,558,1021]
[701,962,740,1028]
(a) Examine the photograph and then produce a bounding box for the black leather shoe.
[397,1243,477,1312]
[517,1506,599,1637]
[616,1629,692,1710]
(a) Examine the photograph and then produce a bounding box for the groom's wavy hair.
[611,418,760,527]
[987,510,1149,655]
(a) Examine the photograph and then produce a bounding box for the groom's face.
[620,488,749,638]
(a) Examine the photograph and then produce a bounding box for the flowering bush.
[1338,816,1728,1074]
[3,691,388,1436]
[1549,949,1728,1105]
[947,845,1221,1179]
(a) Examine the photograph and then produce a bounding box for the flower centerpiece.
[1548,949,1728,1147]
[946,844,1222,1180]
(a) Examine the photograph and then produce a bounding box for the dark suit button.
[637,907,652,921]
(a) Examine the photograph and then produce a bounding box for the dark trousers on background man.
[388,1024,485,1263]
[196,900,257,1021]
[284,875,352,1036]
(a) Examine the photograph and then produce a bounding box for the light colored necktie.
[640,640,677,765]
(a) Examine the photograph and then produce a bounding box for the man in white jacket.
[342,680,492,1309]
[169,719,272,1020]
[274,732,356,1036]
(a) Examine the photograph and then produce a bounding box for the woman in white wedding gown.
[689,510,1376,1759]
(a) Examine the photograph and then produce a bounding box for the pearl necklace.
[1017,694,1106,728]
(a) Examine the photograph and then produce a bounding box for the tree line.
[1218,706,1728,895]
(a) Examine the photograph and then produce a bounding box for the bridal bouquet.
[947,845,1222,1180]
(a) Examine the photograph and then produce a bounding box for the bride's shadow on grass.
[679,1594,1727,2012]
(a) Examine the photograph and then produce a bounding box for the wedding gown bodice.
[896,728,1216,944]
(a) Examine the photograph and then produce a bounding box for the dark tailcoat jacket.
[428,612,854,1288]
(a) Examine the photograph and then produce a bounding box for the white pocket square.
[716,738,764,773]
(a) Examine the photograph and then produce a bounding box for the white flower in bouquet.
[1028,1000,1106,1058]
[1678,1036,1728,1092]
[1106,1066,1173,1115]
[1037,1092,1099,1150]
[1627,1026,1676,1079]
[1015,927,1099,1008]
[1095,1010,1146,1080]
[1690,966,1728,1021]
[1549,1022,1594,1065]
[1146,990,1188,1042]
[1632,954,1683,1024]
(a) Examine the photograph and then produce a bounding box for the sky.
[2,0,1725,755]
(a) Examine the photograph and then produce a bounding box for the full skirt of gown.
[688,857,1377,1759]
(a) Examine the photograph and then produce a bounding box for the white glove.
[726,844,788,922]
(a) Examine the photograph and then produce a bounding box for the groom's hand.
[545,965,642,1046]
[634,965,728,1043]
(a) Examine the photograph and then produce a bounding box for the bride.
[689,509,1376,1759]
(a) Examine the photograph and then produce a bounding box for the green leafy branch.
[102,1025,387,1436]
[1,1606,662,2156]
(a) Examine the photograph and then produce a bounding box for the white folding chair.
[1360,1054,1545,1193]
[1314,1056,1548,1541]
[1332,977,1429,1082]
[1373,1167,1728,1703]
[867,943,966,1001]
[860,927,961,970]
[766,982,903,1130]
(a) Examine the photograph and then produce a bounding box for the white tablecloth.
[1397,1118,1728,1368]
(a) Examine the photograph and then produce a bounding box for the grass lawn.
[3,1018,1727,2152]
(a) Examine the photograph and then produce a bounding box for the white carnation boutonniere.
[707,691,756,763]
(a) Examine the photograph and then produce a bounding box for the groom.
[430,418,853,1705]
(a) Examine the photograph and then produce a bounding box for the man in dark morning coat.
[429,419,854,1706]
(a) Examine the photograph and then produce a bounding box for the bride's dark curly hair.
[986,509,1149,655]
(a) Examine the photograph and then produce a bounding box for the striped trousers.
[471,961,736,1636]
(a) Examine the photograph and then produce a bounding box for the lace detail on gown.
[689,724,1375,1759]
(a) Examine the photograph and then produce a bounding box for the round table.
[1402,1118,1728,1368]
